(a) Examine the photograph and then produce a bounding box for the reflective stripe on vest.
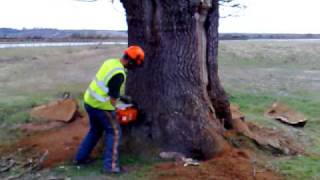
[94,77,109,94]
[103,67,125,82]
[84,58,126,111]
[86,87,110,102]
[89,67,125,102]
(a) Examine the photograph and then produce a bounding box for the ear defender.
[128,59,136,66]
[123,54,137,66]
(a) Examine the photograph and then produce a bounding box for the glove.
[115,103,133,110]
[119,95,133,104]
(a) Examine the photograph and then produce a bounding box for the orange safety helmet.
[123,45,145,66]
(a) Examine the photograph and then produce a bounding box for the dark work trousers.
[75,103,122,172]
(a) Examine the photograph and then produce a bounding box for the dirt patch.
[18,121,66,133]
[153,148,283,180]
[153,103,289,180]
[0,101,300,179]
[0,99,92,170]
[14,117,89,167]
[0,115,91,179]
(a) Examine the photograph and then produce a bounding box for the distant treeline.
[0,28,127,42]
[219,33,320,40]
[1,28,320,42]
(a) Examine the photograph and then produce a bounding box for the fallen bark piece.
[30,99,78,122]
[265,101,307,127]
[226,104,304,155]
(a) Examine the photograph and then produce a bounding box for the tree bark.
[205,1,233,129]
[120,0,231,159]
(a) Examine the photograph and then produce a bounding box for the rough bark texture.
[205,1,233,128]
[120,0,231,159]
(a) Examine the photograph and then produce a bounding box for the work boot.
[101,167,128,175]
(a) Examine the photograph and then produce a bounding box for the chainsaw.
[115,96,139,125]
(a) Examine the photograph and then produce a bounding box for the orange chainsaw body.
[116,107,138,125]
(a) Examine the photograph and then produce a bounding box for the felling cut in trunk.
[120,0,232,158]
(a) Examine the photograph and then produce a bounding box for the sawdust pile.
[154,149,283,180]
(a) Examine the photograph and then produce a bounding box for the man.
[74,45,145,173]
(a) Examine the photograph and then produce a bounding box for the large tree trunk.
[120,0,232,159]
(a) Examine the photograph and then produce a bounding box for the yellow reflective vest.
[84,59,126,110]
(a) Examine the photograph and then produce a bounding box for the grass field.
[219,40,320,180]
[0,40,320,179]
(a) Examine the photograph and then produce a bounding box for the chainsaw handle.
[119,96,139,109]
[119,96,132,104]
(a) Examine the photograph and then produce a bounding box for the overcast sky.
[0,0,319,33]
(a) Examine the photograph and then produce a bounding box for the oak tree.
[121,0,232,158]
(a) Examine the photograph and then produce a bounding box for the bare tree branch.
[74,0,245,18]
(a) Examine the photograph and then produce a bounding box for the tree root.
[228,117,304,155]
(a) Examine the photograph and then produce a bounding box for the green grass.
[1,41,320,179]
[53,154,160,179]
[0,95,49,125]
[226,87,320,179]
[277,156,320,180]
[219,41,320,69]
[219,41,320,179]
[0,94,50,145]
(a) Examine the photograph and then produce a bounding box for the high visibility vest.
[84,59,126,110]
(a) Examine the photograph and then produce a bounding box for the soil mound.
[15,117,88,167]
[0,99,89,168]
[154,149,283,180]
